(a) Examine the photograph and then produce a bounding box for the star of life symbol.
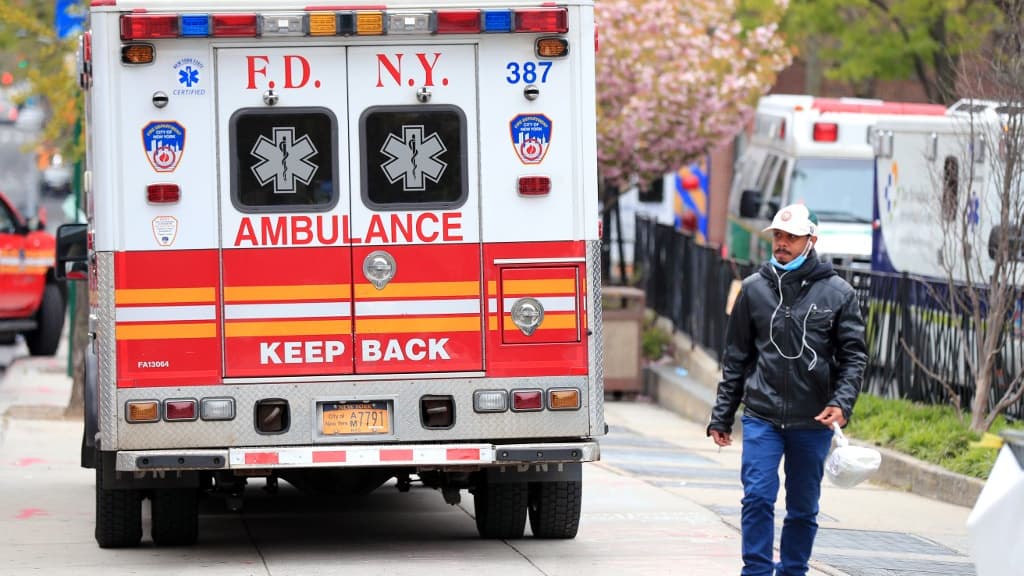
[178,65,199,88]
[380,125,447,191]
[250,127,319,193]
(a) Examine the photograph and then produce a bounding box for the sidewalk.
[602,400,976,576]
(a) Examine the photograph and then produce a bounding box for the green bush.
[641,324,672,360]
[847,394,1022,480]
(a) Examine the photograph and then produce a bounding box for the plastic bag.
[825,422,881,488]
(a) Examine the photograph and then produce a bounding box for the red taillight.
[120,14,179,40]
[778,120,786,140]
[147,183,180,204]
[813,122,839,142]
[212,14,258,37]
[437,10,481,33]
[511,390,543,411]
[514,8,568,33]
[518,176,551,196]
[165,399,197,421]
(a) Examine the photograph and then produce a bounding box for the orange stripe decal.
[116,322,217,340]
[116,287,216,305]
[225,319,352,337]
[225,284,351,302]
[357,316,481,334]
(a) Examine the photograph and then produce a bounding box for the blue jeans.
[740,414,833,576]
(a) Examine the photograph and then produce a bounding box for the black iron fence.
[631,216,1024,420]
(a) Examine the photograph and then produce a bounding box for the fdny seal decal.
[380,125,448,192]
[250,127,319,194]
[509,113,552,165]
[142,121,185,173]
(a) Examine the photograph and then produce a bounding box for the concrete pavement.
[0,339,978,575]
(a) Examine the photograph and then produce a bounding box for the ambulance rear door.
[347,45,483,374]
[216,47,353,378]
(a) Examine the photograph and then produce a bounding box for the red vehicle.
[0,192,65,355]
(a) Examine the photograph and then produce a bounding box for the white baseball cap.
[763,203,819,236]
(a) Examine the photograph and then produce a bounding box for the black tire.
[151,489,199,546]
[95,465,142,548]
[25,283,64,356]
[473,481,528,539]
[528,481,582,539]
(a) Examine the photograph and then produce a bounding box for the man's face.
[772,230,814,264]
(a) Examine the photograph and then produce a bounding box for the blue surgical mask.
[771,241,812,271]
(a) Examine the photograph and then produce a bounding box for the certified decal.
[142,121,185,173]
[380,125,448,192]
[250,127,319,194]
[510,114,552,165]
[151,216,178,247]
[173,57,206,96]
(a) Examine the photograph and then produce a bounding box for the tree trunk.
[64,282,88,417]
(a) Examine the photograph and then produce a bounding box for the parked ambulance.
[727,94,946,266]
[57,0,602,548]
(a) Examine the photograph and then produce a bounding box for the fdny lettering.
[246,55,320,90]
[361,338,450,362]
[233,213,464,246]
[376,52,448,88]
[260,340,345,364]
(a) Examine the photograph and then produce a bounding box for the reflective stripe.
[500,296,576,313]
[224,319,352,337]
[355,299,480,316]
[116,322,217,340]
[357,316,481,334]
[225,302,351,320]
[116,305,217,323]
[353,281,480,299]
[225,284,350,302]
[116,287,216,304]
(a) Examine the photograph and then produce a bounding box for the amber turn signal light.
[536,37,569,58]
[121,43,155,65]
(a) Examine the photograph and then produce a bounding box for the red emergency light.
[518,176,551,196]
[211,14,258,37]
[147,183,181,204]
[436,10,481,33]
[514,8,568,33]
[813,122,839,142]
[120,14,179,40]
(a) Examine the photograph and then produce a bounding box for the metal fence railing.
[631,215,1024,420]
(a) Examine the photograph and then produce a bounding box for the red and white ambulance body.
[62,0,601,547]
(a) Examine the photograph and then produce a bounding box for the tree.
[926,3,1024,433]
[594,0,791,192]
[783,0,1001,104]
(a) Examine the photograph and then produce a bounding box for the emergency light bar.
[120,7,567,40]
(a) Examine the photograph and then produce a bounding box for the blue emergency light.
[180,14,210,37]
[482,10,512,32]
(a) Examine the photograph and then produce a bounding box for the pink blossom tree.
[595,0,793,190]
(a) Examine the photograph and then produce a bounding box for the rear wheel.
[151,488,199,546]
[95,466,143,548]
[528,480,582,539]
[473,481,528,539]
[25,283,64,356]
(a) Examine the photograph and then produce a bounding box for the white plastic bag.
[825,422,881,488]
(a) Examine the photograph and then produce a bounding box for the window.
[758,155,787,219]
[360,105,468,210]
[638,176,664,203]
[0,200,16,234]
[789,158,873,224]
[230,107,338,212]
[942,156,959,222]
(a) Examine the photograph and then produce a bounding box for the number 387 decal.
[505,61,553,84]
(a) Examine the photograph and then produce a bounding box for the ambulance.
[57,0,602,548]
[727,94,946,266]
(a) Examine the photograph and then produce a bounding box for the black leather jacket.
[708,252,867,433]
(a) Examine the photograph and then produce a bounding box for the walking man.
[708,204,867,576]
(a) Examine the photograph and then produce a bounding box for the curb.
[648,315,983,509]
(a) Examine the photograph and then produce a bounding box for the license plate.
[321,401,391,436]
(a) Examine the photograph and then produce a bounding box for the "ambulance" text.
[234,212,463,246]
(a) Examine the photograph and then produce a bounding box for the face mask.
[771,239,812,271]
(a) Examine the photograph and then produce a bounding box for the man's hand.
[815,406,847,428]
[709,429,732,447]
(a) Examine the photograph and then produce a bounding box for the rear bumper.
[115,440,600,472]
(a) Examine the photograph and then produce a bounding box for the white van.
[726,94,946,266]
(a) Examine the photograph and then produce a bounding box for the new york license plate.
[321,401,391,435]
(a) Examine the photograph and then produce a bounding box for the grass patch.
[847,394,1023,480]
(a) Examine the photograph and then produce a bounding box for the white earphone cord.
[768,262,819,372]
